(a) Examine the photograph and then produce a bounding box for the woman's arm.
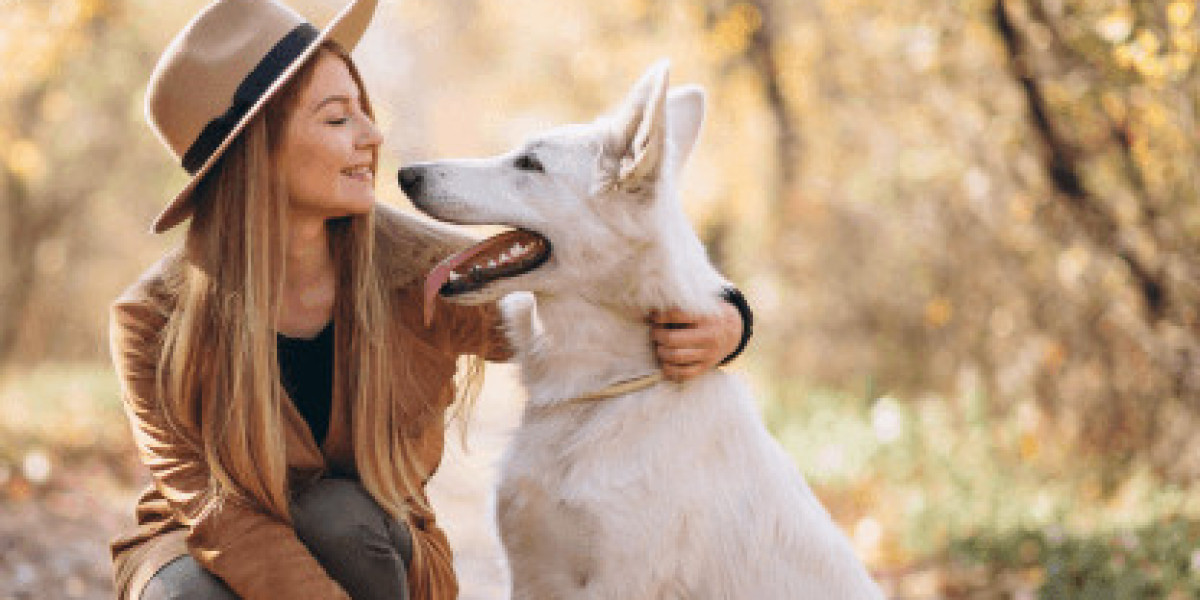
[397,285,513,361]
[649,287,753,382]
[407,280,753,377]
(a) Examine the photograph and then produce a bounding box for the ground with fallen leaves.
[0,365,524,600]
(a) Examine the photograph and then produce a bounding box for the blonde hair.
[156,43,435,533]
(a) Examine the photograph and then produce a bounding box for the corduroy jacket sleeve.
[396,284,513,362]
[109,297,351,600]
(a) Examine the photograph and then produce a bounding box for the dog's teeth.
[449,271,461,282]
[498,252,511,263]
[487,260,498,269]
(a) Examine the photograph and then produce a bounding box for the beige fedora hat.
[145,0,378,234]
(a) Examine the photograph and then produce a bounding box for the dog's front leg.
[499,291,545,356]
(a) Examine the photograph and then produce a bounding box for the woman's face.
[279,52,382,219]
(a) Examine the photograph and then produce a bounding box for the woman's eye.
[514,154,544,173]
[326,117,349,125]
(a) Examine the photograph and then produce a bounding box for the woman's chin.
[292,195,375,220]
[342,195,376,216]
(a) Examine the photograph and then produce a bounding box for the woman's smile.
[281,52,383,219]
[341,164,374,183]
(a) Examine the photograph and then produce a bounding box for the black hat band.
[182,23,320,175]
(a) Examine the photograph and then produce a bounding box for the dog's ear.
[608,60,670,189]
[665,85,705,176]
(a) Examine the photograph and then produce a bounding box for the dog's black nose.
[398,166,424,198]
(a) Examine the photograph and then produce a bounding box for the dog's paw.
[500,291,535,313]
[500,292,540,350]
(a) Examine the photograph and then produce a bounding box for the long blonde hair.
[156,42,433,528]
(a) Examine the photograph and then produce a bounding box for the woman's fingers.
[646,302,746,382]
[648,309,724,382]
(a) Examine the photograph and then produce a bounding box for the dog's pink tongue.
[423,237,496,327]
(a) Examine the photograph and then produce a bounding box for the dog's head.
[399,61,706,318]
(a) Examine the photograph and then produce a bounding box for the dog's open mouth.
[423,228,551,326]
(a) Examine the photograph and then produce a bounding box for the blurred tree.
[0,0,177,370]
[699,0,802,236]
[1,0,1194,483]
[0,1,120,368]
[993,0,1200,479]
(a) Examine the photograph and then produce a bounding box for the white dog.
[399,61,884,599]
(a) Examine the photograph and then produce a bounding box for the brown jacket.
[108,204,510,600]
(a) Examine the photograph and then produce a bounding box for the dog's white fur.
[406,61,884,599]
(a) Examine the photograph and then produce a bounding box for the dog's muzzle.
[397,166,425,199]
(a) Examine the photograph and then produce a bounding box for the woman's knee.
[290,477,414,600]
[139,555,238,600]
[291,478,384,546]
[290,477,412,567]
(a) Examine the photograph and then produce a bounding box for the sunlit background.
[3,0,1200,598]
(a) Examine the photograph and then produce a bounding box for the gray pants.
[140,477,414,600]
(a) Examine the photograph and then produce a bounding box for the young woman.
[110,1,751,599]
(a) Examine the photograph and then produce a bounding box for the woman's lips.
[342,165,374,182]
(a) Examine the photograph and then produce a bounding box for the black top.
[277,321,334,447]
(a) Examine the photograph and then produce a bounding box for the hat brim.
[151,0,378,234]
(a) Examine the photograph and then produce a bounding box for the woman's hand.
[648,302,744,382]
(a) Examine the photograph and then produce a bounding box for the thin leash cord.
[571,371,665,402]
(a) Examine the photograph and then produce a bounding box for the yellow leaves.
[1105,3,1197,86]
[1100,90,1126,122]
[1166,21,1197,75]
[1166,51,1193,75]
[1137,57,1169,84]
[1018,565,1046,589]
[1014,401,1042,462]
[1112,43,1138,70]
[1019,432,1040,461]
[925,297,953,329]
[0,0,100,93]
[5,139,47,184]
[705,3,762,59]
[1116,29,1170,85]
[1173,29,1197,54]
[729,3,763,35]
[1042,340,1067,373]
[1095,8,1133,44]
[1135,29,1161,55]
[1167,1,1195,29]
[1141,101,1169,130]
[1130,127,1155,171]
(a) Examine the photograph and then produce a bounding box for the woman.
[110,0,752,599]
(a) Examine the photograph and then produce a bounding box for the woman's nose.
[359,118,383,148]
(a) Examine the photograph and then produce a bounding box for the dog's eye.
[514,154,544,173]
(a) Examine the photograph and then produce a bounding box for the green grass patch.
[752,365,1200,594]
[0,362,130,468]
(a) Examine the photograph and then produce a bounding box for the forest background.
[2,0,1199,598]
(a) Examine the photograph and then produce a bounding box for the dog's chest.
[498,383,730,532]
[504,400,657,492]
